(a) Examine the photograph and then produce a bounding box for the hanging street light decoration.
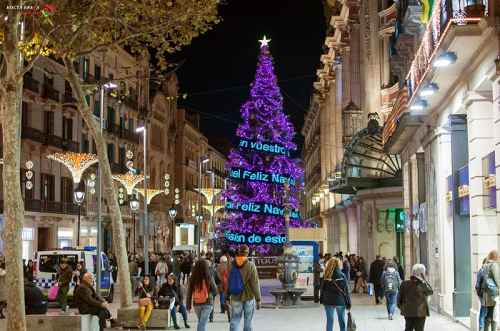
[25,160,34,190]
[46,152,98,184]
[112,173,145,195]
[134,188,165,205]
[87,173,97,195]
[174,187,181,205]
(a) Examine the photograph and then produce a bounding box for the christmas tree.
[220,37,304,254]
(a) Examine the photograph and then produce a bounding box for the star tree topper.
[258,35,271,48]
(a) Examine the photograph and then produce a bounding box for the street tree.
[1,1,219,329]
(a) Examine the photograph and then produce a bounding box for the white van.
[34,247,114,303]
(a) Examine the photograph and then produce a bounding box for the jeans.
[374,285,384,304]
[57,286,69,310]
[479,305,486,329]
[220,292,226,313]
[194,304,213,331]
[404,317,426,331]
[171,304,188,327]
[209,295,216,321]
[385,292,398,316]
[324,305,346,331]
[85,306,110,331]
[230,299,256,331]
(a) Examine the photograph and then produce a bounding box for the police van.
[34,246,114,303]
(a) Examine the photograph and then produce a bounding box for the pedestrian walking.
[56,258,73,312]
[217,255,230,315]
[381,261,401,320]
[156,256,169,287]
[476,258,488,331]
[397,264,433,331]
[354,256,367,293]
[187,258,218,331]
[393,256,405,280]
[369,255,385,304]
[227,245,261,331]
[182,254,194,284]
[136,275,157,330]
[480,250,500,331]
[314,253,325,303]
[320,257,351,331]
[0,262,6,319]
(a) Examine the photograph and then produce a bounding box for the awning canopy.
[331,116,402,194]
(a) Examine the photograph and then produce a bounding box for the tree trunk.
[1,16,27,331]
[64,60,133,307]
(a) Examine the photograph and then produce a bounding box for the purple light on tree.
[219,37,306,254]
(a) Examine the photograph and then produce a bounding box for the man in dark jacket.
[24,279,48,314]
[74,272,111,331]
[369,255,385,304]
[313,254,325,303]
[397,264,433,331]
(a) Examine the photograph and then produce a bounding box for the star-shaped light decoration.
[47,152,98,184]
[258,35,271,48]
[134,188,164,205]
[112,173,145,195]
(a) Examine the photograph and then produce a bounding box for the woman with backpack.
[187,259,217,331]
[320,257,351,331]
[480,250,500,331]
[380,261,402,320]
[397,264,433,331]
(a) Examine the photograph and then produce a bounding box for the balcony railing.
[21,126,74,151]
[62,139,79,152]
[21,126,45,143]
[23,76,40,94]
[0,199,80,215]
[42,85,60,102]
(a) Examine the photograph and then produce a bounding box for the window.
[43,111,54,135]
[107,106,115,126]
[119,146,126,167]
[40,173,55,201]
[82,135,89,153]
[22,102,29,128]
[128,118,134,132]
[92,141,96,154]
[107,143,115,163]
[119,116,125,130]
[39,254,78,273]
[84,95,90,106]
[83,57,90,80]
[93,100,100,117]
[61,177,73,204]
[62,117,73,141]
[95,64,101,81]
[64,81,72,96]
[43,74,54,87]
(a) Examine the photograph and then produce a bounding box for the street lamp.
[130,197,140,255]
[74,190,85,246]
[168,205,177,250]
[136,125,149,274]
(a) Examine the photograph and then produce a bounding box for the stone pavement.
[0,289,470,331]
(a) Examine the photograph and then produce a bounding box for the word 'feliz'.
[224,231,287,245]
[230,168,296,185]
[238,138,290,156]
[225,201,300,219]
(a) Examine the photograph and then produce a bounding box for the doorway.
[37,227,50,250]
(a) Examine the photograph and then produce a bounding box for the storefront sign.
[238,138,290,156]
[225,200,300,219]
[229,168,295,185]
[224,231,287,245]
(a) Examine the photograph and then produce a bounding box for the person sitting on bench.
[24,277,48,314]
[74,272,111,331]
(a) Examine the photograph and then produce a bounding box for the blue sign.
[229,168,295,185]
[224,231,287,245]
[238,138,290,156]
[225,200,300,219]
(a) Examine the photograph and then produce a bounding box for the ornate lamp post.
[73,190,85,246]
[168,205,177,250]
[129,196,140,255]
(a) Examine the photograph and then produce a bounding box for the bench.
[117,306,170,329]
[26,314,99,331]
[269,288,306,307]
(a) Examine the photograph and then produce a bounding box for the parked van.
[34,246,114,302]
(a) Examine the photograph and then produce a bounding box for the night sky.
[173,1,326,154]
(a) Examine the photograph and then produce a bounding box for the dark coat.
[158,283,178,302]
[57,265,73,288]
[74,282,104,314]
[369,259,385,286]
[320,269,351,309]
[397,276,433,317]
[24,281,45,311]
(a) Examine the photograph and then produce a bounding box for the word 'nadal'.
[224,231,287,245]
[230,168,295,185]
[238,139,290,156]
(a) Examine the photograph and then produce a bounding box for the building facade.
[383,0,499,328]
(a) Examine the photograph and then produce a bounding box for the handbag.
[347,311,357,331]
[48,284,59,301]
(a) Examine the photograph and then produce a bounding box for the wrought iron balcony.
[23,76,40,94]
[42,85,60,102]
